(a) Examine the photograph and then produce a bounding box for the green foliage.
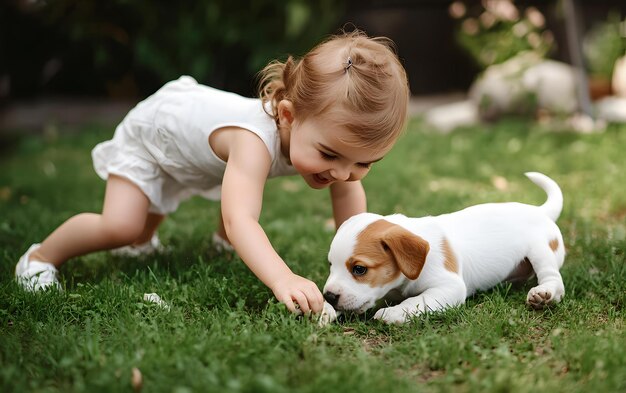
[1,119,626,392]
[583,12,626,79]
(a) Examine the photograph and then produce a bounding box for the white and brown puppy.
[322,172,565,324]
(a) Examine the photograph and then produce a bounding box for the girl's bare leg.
[216,209,230,243]
[29,175,151,267]
[133,213,165,245]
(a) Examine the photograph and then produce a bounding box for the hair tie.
[344,57,353,72]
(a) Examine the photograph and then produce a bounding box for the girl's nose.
[330,166,351,181]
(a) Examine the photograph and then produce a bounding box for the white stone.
[469,52,542,119]
[595,96,626,123]
[469,52,579,119]
[423,100,479,133]
[522,60,578,113]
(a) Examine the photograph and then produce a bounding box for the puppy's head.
[323,213,430,313]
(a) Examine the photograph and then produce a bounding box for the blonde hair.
[258,30,410,150]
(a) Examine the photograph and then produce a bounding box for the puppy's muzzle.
[323,291,340,307]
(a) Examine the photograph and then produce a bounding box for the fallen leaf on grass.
[131,367,142,392]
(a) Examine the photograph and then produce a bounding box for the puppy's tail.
[525,172,563,222]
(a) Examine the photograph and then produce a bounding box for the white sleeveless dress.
[92,76,297,214]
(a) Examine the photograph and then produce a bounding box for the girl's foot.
[15,244,62,291]
[110,234,164,257]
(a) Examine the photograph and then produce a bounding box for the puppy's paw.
[526,284,563,310]
[373,306,410,324]
[318,301,338,327]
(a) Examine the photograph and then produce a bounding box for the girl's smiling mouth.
[313,173,332,185]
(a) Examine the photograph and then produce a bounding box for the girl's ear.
[277,100,295,127]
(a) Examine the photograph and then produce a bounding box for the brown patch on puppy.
[346,219,430,287]
[441,238,458,273]
[549,238,559,252]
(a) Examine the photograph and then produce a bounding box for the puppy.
[322,172,565,324]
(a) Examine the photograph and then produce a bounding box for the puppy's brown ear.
[382,226,430,280]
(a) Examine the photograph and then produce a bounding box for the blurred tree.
[0,0,345,100]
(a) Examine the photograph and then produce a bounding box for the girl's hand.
[271,273,324,315]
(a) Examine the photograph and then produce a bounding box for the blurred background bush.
[0,0,345,100]
[1,0,625,104]
[583,11,626,81]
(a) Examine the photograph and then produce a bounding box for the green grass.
[1,119,625,392]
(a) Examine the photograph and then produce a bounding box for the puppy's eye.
[352,265,367,276]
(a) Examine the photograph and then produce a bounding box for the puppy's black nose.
[323,291,340,307]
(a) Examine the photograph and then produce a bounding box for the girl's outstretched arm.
[219,129,324,314]
[329,181,367,229]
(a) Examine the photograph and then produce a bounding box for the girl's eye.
[320,151,337,160]
[356,162,372,169]
[352,265,368,276]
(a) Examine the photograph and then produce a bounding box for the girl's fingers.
[304,285,324,314]
[291,291,311,315]
[275,279,324,315]
[278,292,298,313]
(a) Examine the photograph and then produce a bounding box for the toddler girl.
[15,30,410,315]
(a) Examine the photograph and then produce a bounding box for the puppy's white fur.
[323,172,565,324]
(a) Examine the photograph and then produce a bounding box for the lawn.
[1,118,625,393]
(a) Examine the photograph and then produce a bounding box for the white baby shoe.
[15,244,62,291]
[111,234,163,257]
[212,232,234,253]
